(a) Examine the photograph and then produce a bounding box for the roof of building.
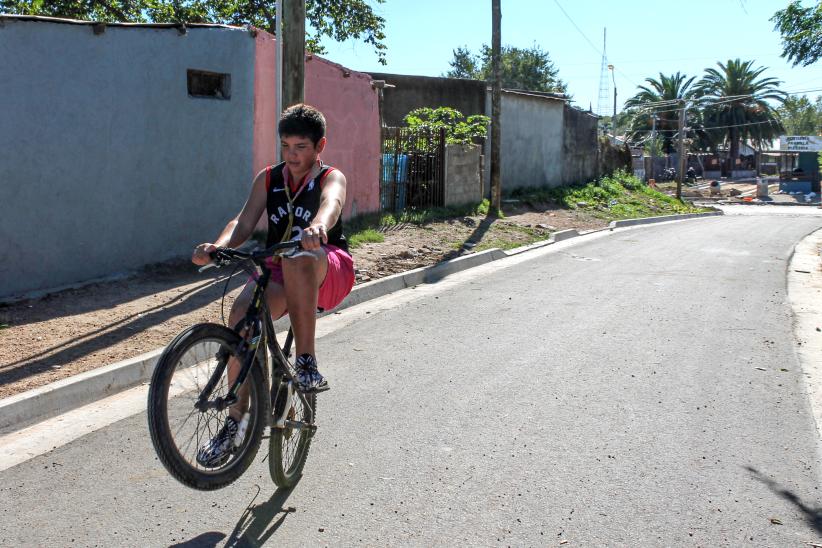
[494,88,569,102]
[0,13,250,32]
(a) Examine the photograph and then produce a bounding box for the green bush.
[403,107,490,145]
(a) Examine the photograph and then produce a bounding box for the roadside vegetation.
[346,170,709,250]
[510,170,708,220]
[346,200,492,248]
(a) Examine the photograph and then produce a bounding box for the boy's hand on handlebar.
[192,243,217,266]
[301,223,328,251]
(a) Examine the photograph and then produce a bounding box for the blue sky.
[318,0,822,113]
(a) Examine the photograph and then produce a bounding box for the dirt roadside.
[0,203,610,399]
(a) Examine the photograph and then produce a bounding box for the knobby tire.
[147,323,267,491]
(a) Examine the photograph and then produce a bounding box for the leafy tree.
[600,111,633,136]
[0,0,388,63]
[446,46,480,80]
[694,59,786,163]
[445,43,567,94]
[777,94,822,134]
[772,0,822,67]
[403,107,489,145]
[623,72,699,153]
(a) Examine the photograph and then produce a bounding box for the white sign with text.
[779,135,822,152]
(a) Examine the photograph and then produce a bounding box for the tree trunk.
[729,126,739,177]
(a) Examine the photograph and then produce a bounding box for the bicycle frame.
[193,255,316,425]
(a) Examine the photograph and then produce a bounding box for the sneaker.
[196,415,238,467]
[295,354,329,392]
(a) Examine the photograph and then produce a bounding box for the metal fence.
[380,126,446,211]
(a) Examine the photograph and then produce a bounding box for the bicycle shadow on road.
[745,465,822,534]
[167,532,227,547]
[223,484,297,547]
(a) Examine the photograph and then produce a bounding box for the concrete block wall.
[444,144,482,207]
[367,72,487,127]
[561,104,599,185]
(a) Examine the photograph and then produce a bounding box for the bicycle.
[147,241,319,491]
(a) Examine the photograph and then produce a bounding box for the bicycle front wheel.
[269,376,316,488]
[147,323,267,491]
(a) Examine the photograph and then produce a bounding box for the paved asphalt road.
[2,207,822,547]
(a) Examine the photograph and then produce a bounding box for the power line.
[551,0,639,90]
[630,118,781,134]
[551,0,601,57]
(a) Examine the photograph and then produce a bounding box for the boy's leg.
[281,250,328,359]
[197,280,286,467]
[225,281,287,421]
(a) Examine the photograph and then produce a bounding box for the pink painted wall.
[253,30,381,220]
[304,55,381,218]
[252,30,279,180]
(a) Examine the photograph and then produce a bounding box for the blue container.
[381,153,409,209]
[382,153,408,183]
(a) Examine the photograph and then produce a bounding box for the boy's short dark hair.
[278,103,326,145]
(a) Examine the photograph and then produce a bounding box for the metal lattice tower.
[596,28,611,118]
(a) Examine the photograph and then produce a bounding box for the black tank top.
[265,162,348,252]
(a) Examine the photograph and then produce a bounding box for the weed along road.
[1,207,821,546]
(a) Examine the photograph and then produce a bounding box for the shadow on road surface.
[0,271,244,386]
[168,532,226,547]
[746,465,822,534]
[223,484,297,547]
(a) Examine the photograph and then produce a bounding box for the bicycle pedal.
[299,384,330,394]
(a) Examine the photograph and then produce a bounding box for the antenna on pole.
[596,27,611,120]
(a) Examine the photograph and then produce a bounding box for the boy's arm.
[301,170,347,251]
[192,169,269,265]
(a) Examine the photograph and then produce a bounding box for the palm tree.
[624,72,697,153]
[694,59,786,169]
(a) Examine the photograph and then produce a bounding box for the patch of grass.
[465,222,549,253]
[509,169,710,221]
[0,323,8,331]
[347,228,384,249]
[346,199,496,236]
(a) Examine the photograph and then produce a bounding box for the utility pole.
[490,0,502,212]
[283,0,306,108]
[677,100,686,200]
[649,114,656,182]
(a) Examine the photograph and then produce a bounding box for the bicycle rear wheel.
[147,323,267,490]
[269,374,316,488]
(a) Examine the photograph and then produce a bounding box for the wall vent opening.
[187,70,231,100]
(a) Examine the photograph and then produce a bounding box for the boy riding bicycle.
[191,104,355,466]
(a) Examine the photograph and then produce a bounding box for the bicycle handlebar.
[199,241,303,272]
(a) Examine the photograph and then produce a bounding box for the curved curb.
[0,349,162,434]
[787,227,822,445]
[608,211,722,229]
[0,210,723,433]
[0,249,508,433]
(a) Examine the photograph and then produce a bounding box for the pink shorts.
[262,245,355,312]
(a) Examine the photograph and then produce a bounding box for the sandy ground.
[0,204,606,399]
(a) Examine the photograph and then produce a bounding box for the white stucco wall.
[483,90,565,191]
[0,18,256,298]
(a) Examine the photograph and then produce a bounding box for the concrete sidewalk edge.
[0,210,722,432]
[608,211,723,228]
